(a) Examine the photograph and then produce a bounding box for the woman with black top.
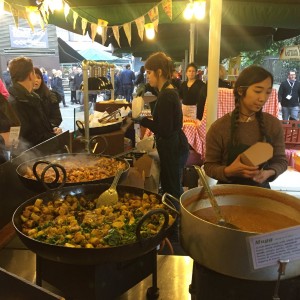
[137,52,189,200]
[34,67,62,128]
[179,63,207,120]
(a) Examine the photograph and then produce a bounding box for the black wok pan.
[16,153,130,192]
[12,184,176,265]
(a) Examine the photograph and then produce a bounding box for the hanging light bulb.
[183,0,206,21]
[0,0,4,15]
[183,3,194,20]
[145,23,155,40]
[193,1,206,20]
[97,19,108,36]
[29,11,40,25]
[48,0,63,12]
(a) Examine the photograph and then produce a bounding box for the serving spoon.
[96,168,124,207]
[193,165,239,230]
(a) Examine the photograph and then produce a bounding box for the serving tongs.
[98,109,121,124]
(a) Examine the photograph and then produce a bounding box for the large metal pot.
[179,185,300,281]
[16,153,130,192]
[13,184,176,265]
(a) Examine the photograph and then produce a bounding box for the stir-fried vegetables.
[20,192,175,248]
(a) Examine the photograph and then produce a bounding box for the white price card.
[8,126,20,147]
[248,225,300,270]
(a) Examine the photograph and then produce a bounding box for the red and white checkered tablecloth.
[144,88,279,159]
[185,88,279,158]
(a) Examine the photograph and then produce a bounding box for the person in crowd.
[179,62,207,120]
[68,66,78,104]
[40,67,49,86]
[34,67,62,128]
[218,64,232,88]
[170,69,181,90]
[73,67,83,104]
[134,65,146,97]
[204,65,287,188]
[120,64,135,102]
[278,70,300,120]
[7,57,61,155]
[0,78,9,99]
[51,69,67,107]
[114,69,123,99]
[2,60,12,89]
[0,91,22,163]
[135,52,189,200]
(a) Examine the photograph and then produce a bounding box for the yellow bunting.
[73,11,78,30]
[123,22,131,46]
[81,17,87,35]
[91,22,97,42]
[135,16,145,41]
[64,2,70,19]
[162,0,172,20]
[112,26,120,47]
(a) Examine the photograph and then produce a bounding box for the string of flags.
[0,0,174,47]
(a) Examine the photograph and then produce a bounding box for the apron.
[154,82,189,199]
[218,114,271,189]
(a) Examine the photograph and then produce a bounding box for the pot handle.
[33,161,67,190]
[135,208,169,244]
[162,193,180,215]
[88,135,108,154]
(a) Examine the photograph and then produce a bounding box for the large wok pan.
[13,184,176,265]
[16,153,130,192]
[163,185,300,281]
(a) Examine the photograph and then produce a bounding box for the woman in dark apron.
[204,65,287,188]
[138,52,189,199]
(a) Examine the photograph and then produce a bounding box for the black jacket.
[278,79,300,107]
[8,83,55,153]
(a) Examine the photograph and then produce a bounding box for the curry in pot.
[22,157,127,183]
[20,192,175,248]
[193,205,300,233]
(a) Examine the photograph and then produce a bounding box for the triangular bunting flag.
[162,0,172,21]
[91,23,97,42]
[64,3,70,20]
[10,4,19,28]
[81,18,87,35]
[123,22,131,46]
[135,16,145,41]
[102,26,107,45]
[73,11,78,30]
[112,26,121,47]
[148,6,159,32]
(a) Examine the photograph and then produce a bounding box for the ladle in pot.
[95,168,124,207]
[193,165,239,230]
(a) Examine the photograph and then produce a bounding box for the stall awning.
[58,37,85,64]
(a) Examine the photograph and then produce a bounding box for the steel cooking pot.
[164,185,300,281]
[16,153,130,192]
[13,184,176,265]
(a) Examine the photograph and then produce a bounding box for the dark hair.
[9,57,34,83]
[126,64,130,69]
[34,67,50,98]
[232,65,273,145]
[145,52,173,80]
[186,63,197,72]
[139,66,145,74]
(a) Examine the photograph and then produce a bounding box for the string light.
[145,23,155,40]
[184,0,206,21]
[0,0,4,15]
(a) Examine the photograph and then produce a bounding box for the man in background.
[120,64,135,102]
[278,70,300,120]
[8,57,58,154]
[2,60,12,89]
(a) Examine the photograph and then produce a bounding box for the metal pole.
[189,23,195,63]
[82,60,90,151]
[206,0,223,131]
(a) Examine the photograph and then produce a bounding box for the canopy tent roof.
[57,37,85,63]
[78,48,121,62]
[9,0,300,64]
